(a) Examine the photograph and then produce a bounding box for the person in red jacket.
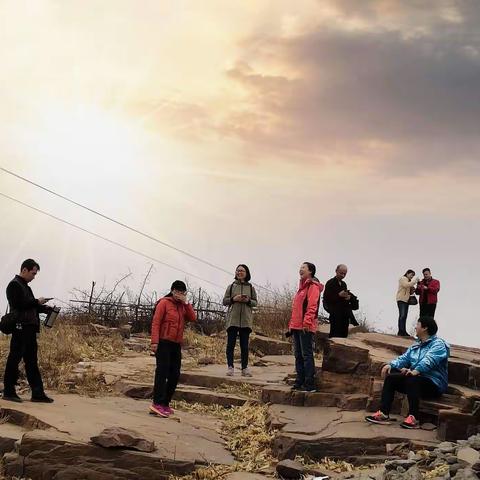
[288,262,324,393]
[416,268,440,319]
[150,280,196,417]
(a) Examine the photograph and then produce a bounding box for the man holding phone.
[2,259,54,403]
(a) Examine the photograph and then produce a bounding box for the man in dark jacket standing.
[416,268,440,319]
[324,264,351,338]
[2,259,54,403]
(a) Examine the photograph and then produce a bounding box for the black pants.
[3,325,45,397]
[380,371,440,418]
[397,301,409,336]
[153,340,181,406]
[292,330,315,389]
[226,326,250,369]
[329,310,350,338]
[420,303,437,318]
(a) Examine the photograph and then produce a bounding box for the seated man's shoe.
[401,414,419,429]
[2,392,23,403]
[31,394,54,403]
[365,410,392,425]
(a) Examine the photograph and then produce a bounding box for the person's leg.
[427,304,437,318]
[226,327,238,368]
[397,301,408,335]
[22,327,45,398]
[419,303,427,317]
[165,343,182,406]
[340,313,350,337]
[239,328,250,370]
[153,341,172,405]
[380,372,407,415]
[405,376,440,418]
[299,331,315,389]
[292,330,305,388]
[3,329,24,396]
[329,312,338,338]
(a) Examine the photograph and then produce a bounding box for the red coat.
[151,297,196,344]
[288,277,324,333]
[416,278,440,304]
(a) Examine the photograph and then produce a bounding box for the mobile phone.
[44,297,54,301]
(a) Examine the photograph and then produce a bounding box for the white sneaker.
[226,367,234,376]
[241,368,252,377]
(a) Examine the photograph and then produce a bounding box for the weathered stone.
[468,435,480,450]
[452,467,480,479]
[0,436,16,455]
[449,361,471,388]
[385,459,416,471]
[2,452,23,478]
[338,394,369,411]
[90,427,155,452]
[276,459,304,479]
[438,441,457,454]
[451,463,464,476]
[250,335,292,356]
[457,447,480,466]
[322,340,371,375]
[404,465,422,480]
[438,410,479,441]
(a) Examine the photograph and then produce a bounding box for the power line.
[0,166,278,295]
[0,191,225,289]
[0,166,234,276]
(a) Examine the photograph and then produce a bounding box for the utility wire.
[0,166,278,295]
[0,191,225,289]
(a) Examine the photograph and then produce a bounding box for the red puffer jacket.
[416,278,441,304]
[151,297,196,344]
[288,277,324,333]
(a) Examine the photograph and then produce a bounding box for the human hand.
[406,369,420,376]
[400,368,409,375]
[381,364,391,378]
[339,290,349,298]
[151,343,158,354]
[174,292,188,303]
[233,294,243,302]
[37,297,50,305]
[241,295,250,303]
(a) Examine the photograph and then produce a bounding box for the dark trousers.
[380,371,440,418]
[3,325,44,397]
[397,301,409,336]
[153,340,181,406]
[420,303,437,318]
[292,330,315,389]
[329,310,350,338]
[226,326,250,369]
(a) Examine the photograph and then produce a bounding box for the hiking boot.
[149,404,170,417]
[31,394,54,403]
[2,392,22,403]
[365,410,392,425]
[226,367,234,376]
[401,414,420,429]
[241,368,252,377]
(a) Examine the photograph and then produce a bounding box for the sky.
[0,0,479,346]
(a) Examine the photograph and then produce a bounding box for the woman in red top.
[288,262,324,393]
[150,280,196,417]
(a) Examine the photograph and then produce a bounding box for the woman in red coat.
[150,280,196,417]
[288,262,324,393]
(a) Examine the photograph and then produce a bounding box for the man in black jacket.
[323,264,351,338]
[2,259,54,403]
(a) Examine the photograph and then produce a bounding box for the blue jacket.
[390,335,450,393]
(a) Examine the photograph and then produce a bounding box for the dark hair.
[422,268,431,274]
[21,259,40,272]
[418,316,438,336]
[303,262,316,278]
[404,269,415,276]
[170,280,187,292]
[235,264,251,283]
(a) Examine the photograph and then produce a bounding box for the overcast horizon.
[1,0,479,347]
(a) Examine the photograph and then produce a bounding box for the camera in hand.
[44,306,61,328]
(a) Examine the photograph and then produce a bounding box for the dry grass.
[0,320,124,395]
[169,402,276,479]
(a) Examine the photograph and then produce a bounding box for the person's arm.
[184,303,196,323]
[6,282,37,310]
[323,280,339,306]
[151,300,166,346]
[223,285,233,306]
[426,279,440,295]
[303,283,322,330]
[248,286,258,308]
[413,341,448,374]
[400,276,418,288]
[390,347,412,370]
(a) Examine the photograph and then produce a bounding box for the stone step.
[119,381,254,407]
[261,385,368,410]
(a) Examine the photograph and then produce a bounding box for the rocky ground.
[1,324,480,479]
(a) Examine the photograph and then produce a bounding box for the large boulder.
[250,335,292,356]
[322,340,371,375]
[90,427,155,452]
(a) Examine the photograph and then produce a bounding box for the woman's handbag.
[408,295,418,306]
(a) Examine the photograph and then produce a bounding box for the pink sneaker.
[165,406,174,415]
[401,414,419,429]
[149,404,170,417]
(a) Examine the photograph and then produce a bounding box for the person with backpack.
[150,280,196,417]
[223,264,258,377]
[288,262,324,393]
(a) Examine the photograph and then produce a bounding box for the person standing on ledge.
[2,259,54,403]
[396,269,419,336]
[323,264,351,338]
[416,268,440,318]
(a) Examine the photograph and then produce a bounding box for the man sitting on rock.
[365,316,449,429]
